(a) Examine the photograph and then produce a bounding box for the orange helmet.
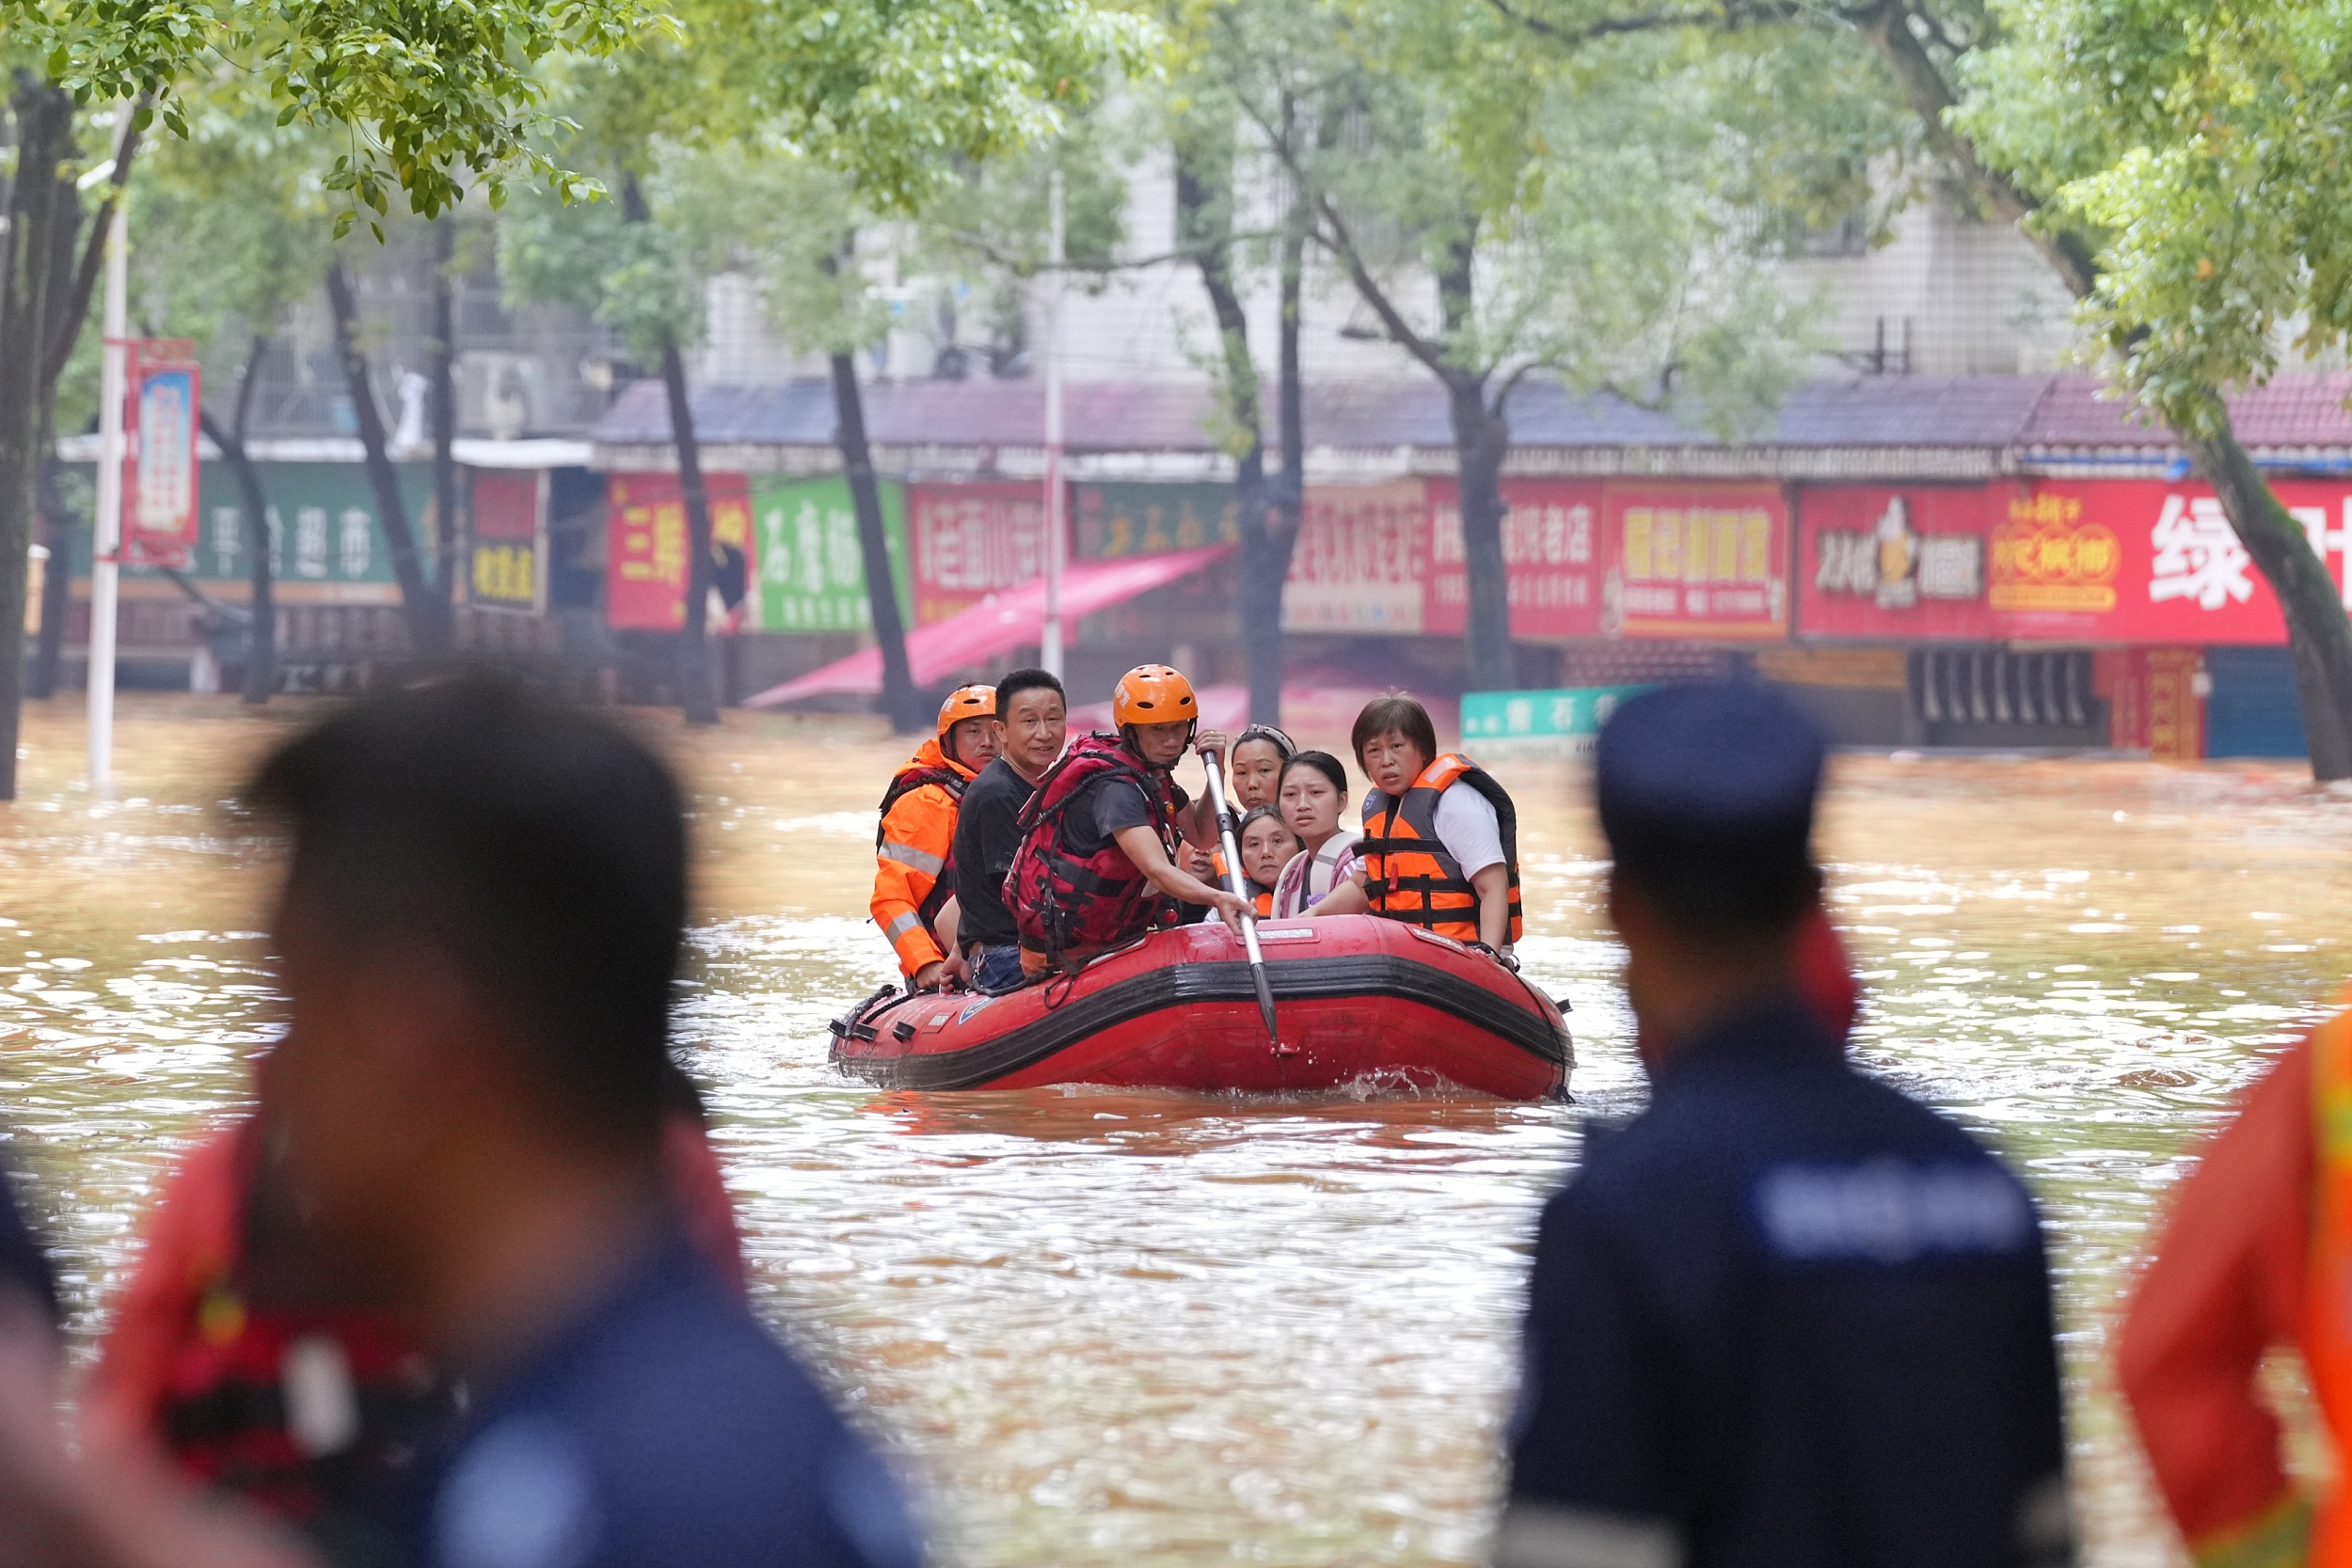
[1112,665,1198,728]
[937,683,997,738]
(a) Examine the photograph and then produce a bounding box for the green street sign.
[1461,685,1654,755]
[751,475,911,634]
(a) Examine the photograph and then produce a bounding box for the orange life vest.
[2307,989,2352,1560]
[1359,753,1523,945]
[872,738,974,977]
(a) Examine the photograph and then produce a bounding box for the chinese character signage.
[1426,480,1604,638]
[468,470,542,611]
[907,482,1045,623]
[1798,480,2352,645]
[605,472,754,632]
[1074,483,1238,559]
[124,341,200,568]
[1283,483,1430,632]
[1604,481,1789,639]
[751,475,910,633]
[1801,485,2012,641]
[188,463,415,600]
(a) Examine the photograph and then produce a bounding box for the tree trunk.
[205,330,277,705]
[326,257,443,656]
[2179,427,2352,777]
[1263,151,1311,726]
[29,447,69,701]
[0,73,75,800]
[431,215,460,641]
[1853,0,2352,777]
[659,338,720,725]
[1449,378,1514,691]
[1173,123,1279,724]
[26,151,80,703]
[828,349,922,731]
[1431,225,1514,691]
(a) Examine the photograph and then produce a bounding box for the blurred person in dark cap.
[1496,680,2072,1568]
[235,675,920,1568]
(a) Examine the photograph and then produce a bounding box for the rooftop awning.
[744,543,1233,707]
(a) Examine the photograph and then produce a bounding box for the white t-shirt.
[1432,785,1506,879]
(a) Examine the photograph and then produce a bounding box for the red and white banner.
[1283,482,1428,633]
[906,482,1046,624]
[1426,479,1604,639]
[124,341,200,568]
[1798,480,2352,645]
[605,472,753,631]
[1603,481,1790,640]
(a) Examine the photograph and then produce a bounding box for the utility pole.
[1041,169,1066,679]
[86,126,129,797]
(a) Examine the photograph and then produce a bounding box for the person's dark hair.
[994,667,1065,715]
[1234,724,1295,761]
[1280,750,1349,800]
[246,676,687,1147]
[1239,804,1295,841]
[1350,694,1438,772]
[1595,680,1823,944]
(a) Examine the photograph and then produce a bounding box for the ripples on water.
[5,697,2349,1566]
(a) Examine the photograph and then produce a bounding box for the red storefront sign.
[906,482,1046,623]
[605,472,753,631]
[1603,481,1790,640]
[1283,482,1429,633]
[469,470,541,611]
[1425,479,1605,638]
[1799,480,2352,644]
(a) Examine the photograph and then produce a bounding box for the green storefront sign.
[61,461,430,594]
[750,475,911,634]
[1073,482,1240,559]
[1461,685,1654,755]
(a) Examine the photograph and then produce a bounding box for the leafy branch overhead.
[6,0,662,225]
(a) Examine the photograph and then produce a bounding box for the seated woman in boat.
[1270,750,1363,918]
[1236,806,1302,916]
[1184,721,1295,887]
[1310,693,1523,965]
[871,684,1000,990]
[1007,664,1248,974]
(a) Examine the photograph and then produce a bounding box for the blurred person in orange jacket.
[872,685,1001,990]
[2117,984,2352,1568]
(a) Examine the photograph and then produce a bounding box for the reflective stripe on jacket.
[1358,752,1523,945]
[871,738,973,977]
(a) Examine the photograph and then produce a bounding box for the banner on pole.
[123,340,200,568]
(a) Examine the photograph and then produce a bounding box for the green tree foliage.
[1266,0,1896,687]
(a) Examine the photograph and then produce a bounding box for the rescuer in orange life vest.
[872,684,1002,990]
[2115,979,2352,1568]
[1308,692,1523,963]
[1006,664,1249,974]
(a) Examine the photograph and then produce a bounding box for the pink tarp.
[743,544,1232,707]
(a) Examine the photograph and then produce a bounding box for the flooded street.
[4,696,2345,1567]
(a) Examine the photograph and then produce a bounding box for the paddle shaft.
[1200,757,1280,1048]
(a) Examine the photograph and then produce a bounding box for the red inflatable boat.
[828,913,1570,1100]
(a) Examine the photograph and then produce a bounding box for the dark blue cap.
[1595,680,1824,929]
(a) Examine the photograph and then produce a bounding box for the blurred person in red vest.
[85,1064,745,1561]
[2117,983,2352,1568]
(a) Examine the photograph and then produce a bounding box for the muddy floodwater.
[4,696,2346,1566]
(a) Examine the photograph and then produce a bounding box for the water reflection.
[5,697,2349,1565]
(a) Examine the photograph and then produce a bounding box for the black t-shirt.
[950,758,1038,952]
[1061,775,1159,858]
[0,1162,56,1326]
